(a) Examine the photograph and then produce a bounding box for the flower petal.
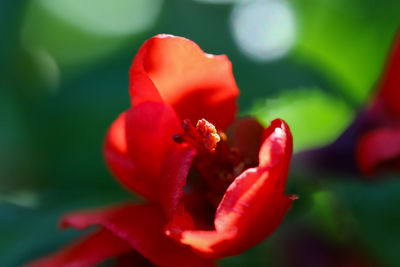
[104,101,184,202]
[115,251,154,267]
[379,30,400,116]
[165,119,294,258]
[226,117,264,165]
[129,34,239,130]
[23,229,132,267]
[356,127,400,175]
[258,119,293,191]
[61,204,214,267]
[159,144,197,218]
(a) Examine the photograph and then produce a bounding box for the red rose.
[26,35,295,267]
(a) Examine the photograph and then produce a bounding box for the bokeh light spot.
[194,0,251,4]
[0,190,39,208]
[28,47,60,92]
[38,0,163,36]
[230,0,297,62]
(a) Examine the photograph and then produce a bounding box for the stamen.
[173,118,259,208]
[173,119,220,152]
[196,119,220,152]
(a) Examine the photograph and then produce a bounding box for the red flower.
[356,30,400,175]
[294,30,400,177]
[25,35,295,267]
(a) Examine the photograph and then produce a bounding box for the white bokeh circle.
[230,0,297,62]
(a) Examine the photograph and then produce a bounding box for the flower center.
[173,119,253,208]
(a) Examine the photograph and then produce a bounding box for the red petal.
[226,117,264,165]
[258,119,293,191]
[159,144,197,218]
[115,252,154,267]
[129,34,239,130]
[61,204,214,267]
[356,127,400,175]
[23,229,131,267]
[166,119,294,258]
[379,30,400,116]
[104,101,186,202]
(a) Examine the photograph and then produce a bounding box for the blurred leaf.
[10,47,61,95]
[291,0,400,104]
[0,186,133,267]
[20,0,159,70]
[248,88,354,152]
[219,244,274,267]
[193,0,246,4]
[0,190,39,208]
[0,91,37,191]
[332,178,400,266]
[219,227,285,267]
[307,190,355,242]
[0,204,81,267]
[38,0,163,37]
[0,1,24,76]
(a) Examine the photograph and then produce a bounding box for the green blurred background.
[1,0,399,266]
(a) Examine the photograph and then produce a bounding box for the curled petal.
[166,119,294,258]
[104,102,184,202]
[23,229,131,267]
[129,34,239,130]
[61,204,214,267]
[356,127,400,175]
[379,30,400,116]
[258,119,293,191]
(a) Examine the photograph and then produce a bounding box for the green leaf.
[20,0,163,70]
[332,177,400,266]
[291,0,400,104]
[0,187,134,267]
[248,88,354,152]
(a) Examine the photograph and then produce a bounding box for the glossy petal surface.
[129,34,239,130]
[61,204,214,267]
[24,229,131,267]
[104,101,185,202]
